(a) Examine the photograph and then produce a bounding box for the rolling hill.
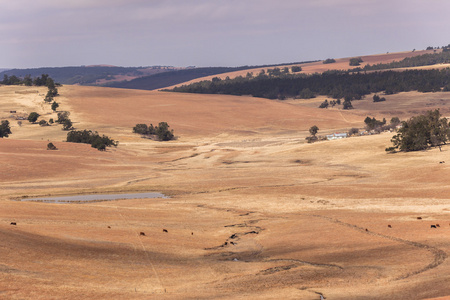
[1,48,450,299]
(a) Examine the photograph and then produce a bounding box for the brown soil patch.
[1,85,450,299]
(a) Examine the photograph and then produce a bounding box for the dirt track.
[1,84,450,299]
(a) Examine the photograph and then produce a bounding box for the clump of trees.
[55,111,73,130]
[319,99,329,108]
[291,66,302,72]
[323,58,336,64]
[364,117,386,130]
[373,94,386,102]
[132,122,175,141]
[388,110,450,152]
[66,130,118,151]
[343,98,353,109]
[0,120,11,138]
[349,57,363,66]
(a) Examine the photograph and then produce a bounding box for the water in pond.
[21,192,168,203]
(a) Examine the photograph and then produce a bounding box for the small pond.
[20,192,168,204]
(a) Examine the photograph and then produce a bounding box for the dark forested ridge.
[106,67,251,90]
[170,68,450,100]
[363,48,450,71]
[0,66,151,85]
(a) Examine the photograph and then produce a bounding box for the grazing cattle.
[436,224,440,227]
[140,232,146,236]
[230,234,238,239]
[163,229,168,233]
[107,226,111,228]
[388,225,392,228]
[10,222,16,226]
[440,161,445,164]
[365,228,368,232]
[230,241,235,245]
[191,232,193,235]
[431,225,437,229]
[417,217,422,220]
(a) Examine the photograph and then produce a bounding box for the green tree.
[390,110,450,152]
[342,99,353,109]
[155,122,174,141]
[291,66,302,72]
[27,112,40,123]
[309,125,319,136]
[56,111,70,123]
[51,101,59,111]
[132,123,148,135]
[0,120,12,137]
[319,99,329,108]
[62,119,73,131]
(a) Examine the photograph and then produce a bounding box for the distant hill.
[0,66,175,85]
[0,61,318,90]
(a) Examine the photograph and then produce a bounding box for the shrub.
[47,142,57,150]
[66,130,118,151]
[132,122,175,141]
[39,120,48,126]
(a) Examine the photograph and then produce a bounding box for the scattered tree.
[319,99,329,108]
[389,109,450,152]
[348,128,359,136]
[0,120,12,138]
[309,125,319,137]
[291,66,302,72]
[51,101,59,111]
[39,120,48,126]
[342,99,353,109]
[155,122,174,141]
[56,111,70,123]
[62,119,73,131]
[27,112,40,123]
[373,94,386,102]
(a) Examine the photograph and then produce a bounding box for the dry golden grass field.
[1,69,450,299]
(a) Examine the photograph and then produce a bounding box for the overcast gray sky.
[1,0,449,68]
